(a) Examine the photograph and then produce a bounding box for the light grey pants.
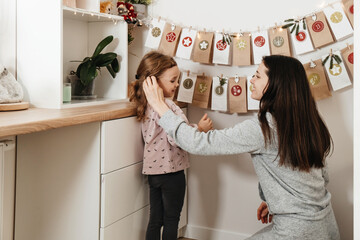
[246,208,340,240]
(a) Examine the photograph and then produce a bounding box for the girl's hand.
[143,76,170,116]
[257,201,273,224]
[198,113,213,132]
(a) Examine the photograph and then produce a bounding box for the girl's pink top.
[141,99,192,175]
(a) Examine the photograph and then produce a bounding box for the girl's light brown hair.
[129,51,177,121]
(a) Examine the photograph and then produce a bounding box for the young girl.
[143,55,340,240]
[129,51,212,240]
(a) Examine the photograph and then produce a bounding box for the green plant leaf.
[303,20,306,30]
[106,65,116,78]
[282,23,294,29]
[285,19,294,22]
[333,54,342,64]
[330,57,334,69]
[79,60,97,85]
[290,23,297,33]
[111,58,120,73]
[322,55,330,66]
[95,53,117,67]
[295,24,300,35]
[92,35,114,58]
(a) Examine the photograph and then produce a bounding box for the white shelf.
[63,6,125,23]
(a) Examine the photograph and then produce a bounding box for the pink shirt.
[141,99,191,175]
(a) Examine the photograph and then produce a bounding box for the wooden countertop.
[0,101,187,138]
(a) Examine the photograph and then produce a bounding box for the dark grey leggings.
[145,170,186,240]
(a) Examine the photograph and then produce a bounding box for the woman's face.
[250,62,269,100]
[158,66,180,98]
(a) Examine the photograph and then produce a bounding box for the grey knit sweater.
[159,110,340,239]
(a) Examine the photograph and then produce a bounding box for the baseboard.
[183,224,251,240]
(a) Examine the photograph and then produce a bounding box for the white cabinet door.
[100,206,149,240]
[101,117,143,174]
[101,162,149,227]
[15,123,101,240]
[0,137,16,240]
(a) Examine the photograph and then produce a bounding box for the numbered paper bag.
[177,72,197,103]
[192,75,212,109]
[145,19,166,49]
[306,11,334,48]
[247,76,260,110]
[268,27,291,56]
[211,77,228,111]
[192,32,214,64]
[176,28,197,60]
[232,33,252,66]
[251,31,270,64]
[342,0,354,27]
[303,59,331,101]
[212,33,230,65]
[322,51,351,91]
[158,23,182,57]
[290,20,314,55]
[228,76,247,113]
[341,44,354,79]
[323,2,353,40]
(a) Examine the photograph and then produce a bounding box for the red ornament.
[166,32,177,42]
[254,36,265,47]
[231,85,242,96]
[216,40,227,51]
[182,37,192,47]
[350,5,354,14]
[312,21,324,32]
[296,31,306,41]
[348,52,353,64]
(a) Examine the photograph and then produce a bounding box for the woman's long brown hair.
[129,51,177,121]
[259,55,332,171]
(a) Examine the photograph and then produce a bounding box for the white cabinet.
[15,123,101,240]
[17,1,128,109]
[0,137,16,240]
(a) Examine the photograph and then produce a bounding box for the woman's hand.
[257,201,273,224]
[198,113,213,132]
[142,76,170,116]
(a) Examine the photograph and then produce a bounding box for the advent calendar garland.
[142,0,353,112]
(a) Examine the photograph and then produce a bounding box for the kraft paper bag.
[177,72,197,103]
[192,32,214,64]
[322,51,352,91]
[342,0,354,27]
[251,31,271,64]
[228,76,247,113]
[145,19,166,49]
[303,59,332,101]
[212,33,231,65]
[232,33,252,66]
[306,11,334,48]
[211,76,228,111]
[192,75,212,109]
[176,28,197,60]
[289,19,314,55]
[341,44,354,79]
[268,27,291,56]
[247,76,260,110]
[158,23,182,57]
[323,2,353,40]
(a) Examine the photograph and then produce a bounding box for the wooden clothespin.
[330,48,333,56]
[235,74,239,83]
[158,16,161,22]
[202,72,205,78]
[187,70,190,77]
[346,43,351,50]
[257,26,260,32]
[189,26,192,31]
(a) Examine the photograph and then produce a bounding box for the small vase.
[67,74,97,99]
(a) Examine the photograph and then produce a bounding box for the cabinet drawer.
[101,162,149,227]
[101,117,143,174]
[100,205,149,240]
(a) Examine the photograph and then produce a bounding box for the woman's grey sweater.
[159,110,340,239]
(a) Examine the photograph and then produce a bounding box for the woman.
[142,55,340,239]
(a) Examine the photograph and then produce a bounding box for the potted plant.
[70,35,119,98]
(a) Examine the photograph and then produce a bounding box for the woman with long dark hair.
[142,55,340,239]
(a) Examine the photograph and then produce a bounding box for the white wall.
[128,0,354,239]
[0,0,16,73]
